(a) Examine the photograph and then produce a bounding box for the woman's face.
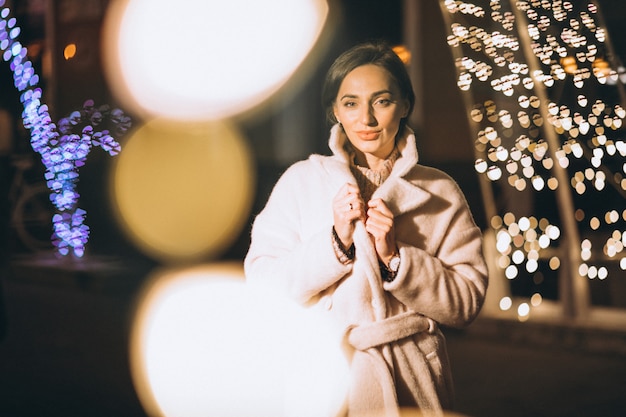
[333,64,409,161]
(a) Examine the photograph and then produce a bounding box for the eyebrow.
[339,89,395,101]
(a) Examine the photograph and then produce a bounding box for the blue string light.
[1,0,130,257]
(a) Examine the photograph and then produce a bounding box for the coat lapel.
[324,123,434,216]
[373,176,432,218]
[321,124,435,321]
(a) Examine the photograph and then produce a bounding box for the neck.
[354,145,396,171]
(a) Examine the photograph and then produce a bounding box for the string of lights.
[443,0,626,317]
[0,0,129,257]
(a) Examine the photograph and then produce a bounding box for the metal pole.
[435,0,508,313]
[510,0,590,319]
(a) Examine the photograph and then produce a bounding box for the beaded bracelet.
[331,227,355,265]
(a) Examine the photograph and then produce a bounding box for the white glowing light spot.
[594,178,605,191]
[496,146,509,161]
[572,142,584,158]
[561,117,572,131]
[531,175,545,190]
[520,154,532,167]
[512,249,525,264]
[517,302,530,317]
[475,158,488,173]
[500,297,513,311]
[607,142,616,155]
[487,165,502,181]
[103,0,329,120]
[579,263,589,276]
[130,264,349,417]
[505,265,518,279]
[518,217,530,231]
[579,121,590,134]
[526,259,538,273]
[485,127,499,141]
[538,235,550,249]
[522,165,535,178]
[496,230,512,253]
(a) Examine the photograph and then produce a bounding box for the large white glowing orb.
[103,0,329,120]
[110,118,254,262]
[130,264,349,417]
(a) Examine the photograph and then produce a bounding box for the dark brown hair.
[321,41,415,129]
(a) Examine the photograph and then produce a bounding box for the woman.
[244,41,488,417]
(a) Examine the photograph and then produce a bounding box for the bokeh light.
[102,0,329,120]
[500,296,513,311]
[517,302,530,321]
[444,0,626,313]
[110,118,254,262]
[130,263,349,417]
[63,43,77,60]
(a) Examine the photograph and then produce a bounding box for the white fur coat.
[244,124,488,417]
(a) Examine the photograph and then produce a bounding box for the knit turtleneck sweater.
[350,146,401,203]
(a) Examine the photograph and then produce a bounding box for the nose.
[360,105,377,126]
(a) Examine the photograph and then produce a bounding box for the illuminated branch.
[0,1,130,257]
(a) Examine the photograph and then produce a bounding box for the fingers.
[365,199,396,259]
[332,183,365,246]
[367,198,393,217]
[334,183,365,221]
[366,199,393,232]
[365,214,393,237]
[344,184,364,211]
[333,192,396,256]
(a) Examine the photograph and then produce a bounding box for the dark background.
[1,1,626,416]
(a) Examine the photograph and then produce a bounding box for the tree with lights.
[1,1,130,257]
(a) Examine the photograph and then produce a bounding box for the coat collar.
[327,123,432,216]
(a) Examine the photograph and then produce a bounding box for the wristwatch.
[380,253,400,282]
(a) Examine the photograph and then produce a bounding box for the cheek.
[378,110,403,127]
[336,108,357,124]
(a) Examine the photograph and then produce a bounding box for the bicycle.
[8,152,54,253]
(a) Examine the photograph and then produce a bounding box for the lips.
[356,130,381,140]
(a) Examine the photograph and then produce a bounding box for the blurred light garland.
[443,0,626,314]
[0,1,130,257]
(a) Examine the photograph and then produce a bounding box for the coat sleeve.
[244,161,351,304]
[383,178,488,328]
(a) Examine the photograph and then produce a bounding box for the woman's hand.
[332,183,365,248]
[365,198,397,263]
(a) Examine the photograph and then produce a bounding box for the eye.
[342,101,357,108]
[374,98,391,106]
